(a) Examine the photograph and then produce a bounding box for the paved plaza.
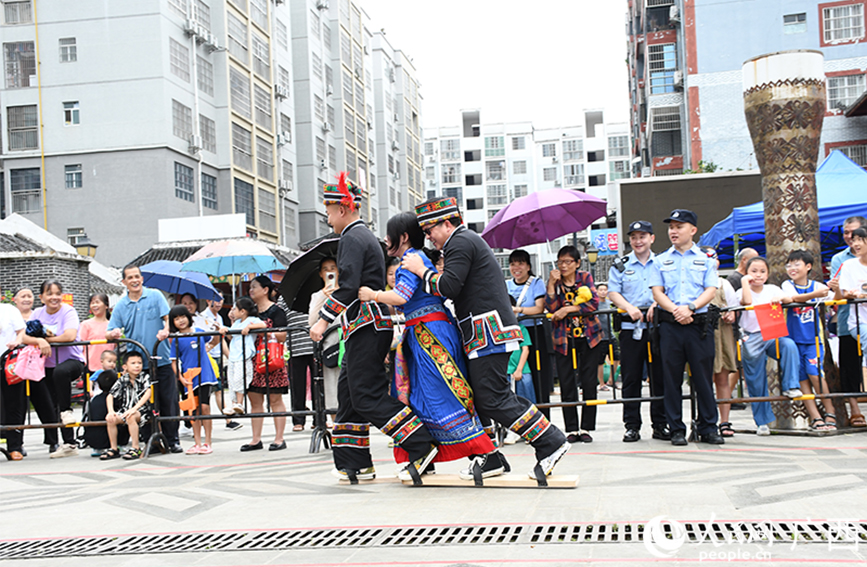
[2,385,866,566]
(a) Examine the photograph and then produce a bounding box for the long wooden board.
[339,474,578,488]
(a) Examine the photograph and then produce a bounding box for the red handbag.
[255,334,284,373]
[4,348,23,385]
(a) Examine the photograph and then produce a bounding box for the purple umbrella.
[481,188,608,249]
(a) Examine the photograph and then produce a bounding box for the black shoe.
[698,430,725,445]
[458,452,506,480]
[20,447,27,457]
[268,441,286,451]
[623,429,641,443]
[651,426,671,441]
[49,443,59,454]
[226,421,243,431]
[169,443,184,454]
[670,431,688,446]
[730,402,747,411]
[240,441,263,452]
[566,432,593,443]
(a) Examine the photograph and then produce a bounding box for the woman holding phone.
[308,257,339,424]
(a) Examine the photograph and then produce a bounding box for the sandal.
[850,413,867,428]
[719,422,735,437]
[122,447,143,460]
[599,384,610,391]
[822,413,837,431]
[292,424,304,432]
[100,448,121,461]
[809,418,826,431]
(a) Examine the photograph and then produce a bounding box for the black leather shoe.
[49,443,59,454]
[269,441,286,451]
[730,402,747,411]
[652,426,671,441]
[240,441,264,452]
[699,430,725,445]
[169,444,184,454]
[623,429,641,443]
[670,431,688,446]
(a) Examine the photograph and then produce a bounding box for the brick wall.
[0,256,92,319]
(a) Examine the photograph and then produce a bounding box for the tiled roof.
[129,238,298,270]
[0,233,49,254]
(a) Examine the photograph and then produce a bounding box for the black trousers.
[838,334,863,394]
[1,371,65,450]
[333,325,435,471]
[45,359,84,416]
[620,330,666,430]
[659,321,718,435]
[553,339,600,433]
[526,324,554,418]
[289,354,313,425]
[468,352,566,461]
[83,393,129,450]
[152,363,180,445]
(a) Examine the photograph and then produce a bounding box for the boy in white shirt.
[836,227,867,426]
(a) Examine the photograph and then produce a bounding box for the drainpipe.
[33,0,48,229]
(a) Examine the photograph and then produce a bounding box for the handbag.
[322,343,340,368]
[4,348,22,385]
[255,334,285,373]
[7,346,45,383]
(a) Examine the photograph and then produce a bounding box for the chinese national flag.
[754,303,789,342]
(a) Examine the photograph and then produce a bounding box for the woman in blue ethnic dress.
[358,212,494,466]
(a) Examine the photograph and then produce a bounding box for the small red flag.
[754,303,789,342]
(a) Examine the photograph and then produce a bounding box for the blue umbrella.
[139,260,223,301]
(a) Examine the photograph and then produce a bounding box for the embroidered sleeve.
[320,295,348,323]
[393,267,419,302]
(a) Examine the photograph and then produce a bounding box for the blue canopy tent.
[699,150,867,269]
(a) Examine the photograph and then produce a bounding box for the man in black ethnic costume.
[402,197,571,482]
[309,174,438,483]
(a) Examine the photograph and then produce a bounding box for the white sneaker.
[397,445,439,482]
[331,466,376,481]
[756,425,771,436]
[60,410,76,426]
[528,441,571,479]
[49,443,79,459]
[503,431,521,445]
[221,406,235,416]
[179,424,193,438]
[458,452,506,481]
[782,388,803,399]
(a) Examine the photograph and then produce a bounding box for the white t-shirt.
[736,284,784,334]
[0,304,26,357]
[838,258,867,333]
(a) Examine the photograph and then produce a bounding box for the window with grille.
[346,147,357,180]
[67,228,85,246]
[425,141,434,155]
[512,184,528,199]
[7,105,37,150]
[315,137,326,165]
[651,107,682,156]
[323,24,332,52]
[649,43,677,94]
[441,139,460,161]
[4,41,35,88]
[784,12,807,34]
[822,4,864,43]
[442,163,461,184]
[283,201,297,244]
[425,166,435,180]
[168,0,188,18]
[278,66,290,91]
[327,104,335,126]
[256,137,273,181]
[254,84,272,129]
[839,144,867,168]
[313,94,324,122]
[653,168,682,177]
[543,167,557,181]
[511,136,525,150]
[59,38,76,63]
[202,173,217,209]
[344,107,354,142]
[609,160,630,180]
[275,19,288,50]
[325,64,333,92]
[282,159,293,184]
[250,0,267,30]
[232,123,252,171]
[4,1,32,24]
[10,168,40,213]
[646,0,674,6]
[487,184,507,206]
[174,162,195,202]
[230,67,251,119]
[564,164,585,186]
[488,208,502,221]
[608,135,630,157]
[312,52,322,80]
[258,188,276,233]
[194,0,210,31]
[227,12,248,65]
[280,113,291,139]
[340,32,351,63]
[652,107,681,131]
[197,56,214,96]
[65,164,82,189]
[357,117,366,151]
[169,39,190,82]
[355,83,364,114]
[310,10,320,39]
[252,33,269,78]
[828,74,866,110]
[343,68,353,106]
[486,161,505,181]
[563,139,584,161]
[328,145,336,168]
[485,136,505,157]
[199,114,216,151]
[542,143,556,157]
[172,100,192,139]
[234,178,255,225]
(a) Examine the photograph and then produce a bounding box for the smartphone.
[325,272,337,291]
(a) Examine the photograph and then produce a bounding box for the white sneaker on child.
[756,425,771,436]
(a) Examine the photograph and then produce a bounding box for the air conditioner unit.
[205,34,222,52]
[391,141,399,151]
[319,159,327,169]
[674,70,684,89]
[188,135,202,153]
[322,122,332,133]
[427,155,435,162]
[275,85,290,99]
[276,132,290,147]
[552,156,559,163]
[669,5,680,23]
[315,0,329,10]
[363,45,369,55]
[325,86,333,96]
[427,179,436,185]
[354,66,363,79]
[366,119,373,131]
[553,179,562,187]
[393,112,399,122]
[278,179,292,192]
[184,19,198,36]
[393,170,400,180]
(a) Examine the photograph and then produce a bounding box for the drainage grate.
[1,521,865,560]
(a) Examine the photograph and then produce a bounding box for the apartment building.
[626,0,867,177]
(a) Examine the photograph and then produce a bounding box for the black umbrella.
[279,237,340,314]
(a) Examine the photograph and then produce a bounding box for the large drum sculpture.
[743,50,826,285]
[743,50,826,429]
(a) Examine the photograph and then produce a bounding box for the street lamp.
[586,244,599,279]
[75,236,98,258]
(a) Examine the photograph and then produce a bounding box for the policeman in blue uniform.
[649,210,724,446]
[607,220,668,443]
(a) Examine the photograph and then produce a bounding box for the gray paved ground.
[2,384,866,566]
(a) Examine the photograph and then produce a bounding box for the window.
[424,142,434,156]
[839,143,867,168]
[279,113,291,139]
[486,161,505,181]
[4,1,32,24]
[258,188,276,233]
[232,123,253,171]
[7,105,37,150]
[314,94,324,121]
[323,24,332,51]
[327,104,335,126]
[200,114,216,153]
[201,173,217,209]
[174,162,195,202]
[64,101,80,126]
[340,31,351,63]
[563,139,584,161]
[822,3,864,43]
[485,136,505,157]
[542,143,556,157]
[59,38,76,63]
[310,10,320,39]
[425,166,435,180]
[512,184,528,199]
[512,160,527,175]
[828,74,866,110]
[67,228,85,246]
[227,12,248,65]
[169,39,190,82]
[168,0,188,18]
[275,19,288,50]
[65,164,82,189]
[230,68,251,119]
[442,163,461,184]
[4,41,35,88]
[512,136,525,150]
[252,33,270,78]
[564,164,585,186]
[784,12,807,34]
[610,160,630,181]
[487,184,507,206]
[10,168,40,213]
[344,107,354,143]
[342,68,353,106]
[315,137,326,165]
[441,139,460,161]
[284,201,297,244]
[488,209,502,221]
[254,84,272,129]
[234,178,255,225]
[328,145,336,168]
[649,43,677,94]
[197,56,214,96]
[278,66,290,91]
[250,0,267,30]
[651,107,682,156]
[444,186,463,205]
[256,137,273,181]
[172,100,191,139]
[311,52,322,80]
[608,135,630,157]
[355,83,365,115]
[194,0,210,31]
[325,64,333,92]
[543,167,557,182]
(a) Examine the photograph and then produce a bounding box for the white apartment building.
[424,110,629,276]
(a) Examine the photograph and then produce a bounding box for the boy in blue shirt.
[780,250,837,431]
